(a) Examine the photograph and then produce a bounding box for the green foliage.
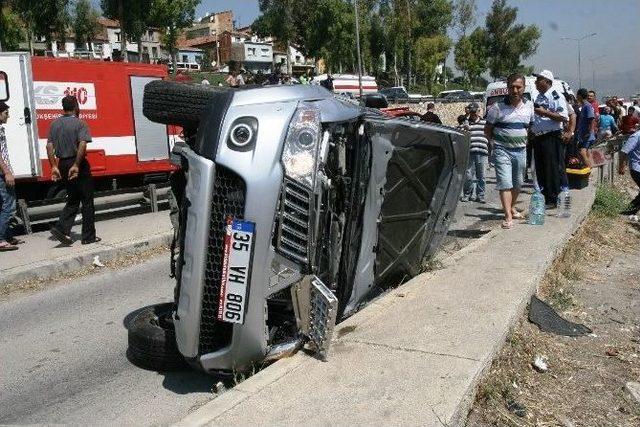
[73,0,99,49]
[13,0,70,47]
[0,4,25,50]
[484,0,540,79]
[454,27,487,88]
[452,0,476,37]
[414,34,451,92]
[304,0,354,73]
[593,184,629,217]
[414,0,453,38]
[150,0,199,64]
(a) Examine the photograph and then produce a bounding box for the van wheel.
[126,303,188,371]
[143,80,233,129]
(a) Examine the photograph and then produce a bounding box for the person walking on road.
[574,88,596,168]
[421,103,442,124]
[0,101,22,251]
[619,126,640,215]
[47,95,99,246]
[484,73,535,229]
[461,102,489,203]
[530,69,569,207]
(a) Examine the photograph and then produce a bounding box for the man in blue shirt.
[619,126,640,215]
[575,88,596,167]
[530,69,569,206]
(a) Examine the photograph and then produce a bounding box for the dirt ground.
[466,179,640,426]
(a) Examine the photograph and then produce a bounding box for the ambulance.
[484,76,574,109]
[0,52,177,201]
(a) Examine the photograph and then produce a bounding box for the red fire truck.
[0,53,177,200]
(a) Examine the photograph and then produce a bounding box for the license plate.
[218,217,255,324]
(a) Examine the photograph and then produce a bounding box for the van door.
[0,53,40,177]
[129,76,169,161]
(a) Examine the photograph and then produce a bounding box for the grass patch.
[593,184,629,217]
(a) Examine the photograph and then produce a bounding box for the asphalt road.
[0,256,218,425]
[0,166,517,425]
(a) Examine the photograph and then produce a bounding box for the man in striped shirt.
[484,73,535,229]
[461,102,489,203]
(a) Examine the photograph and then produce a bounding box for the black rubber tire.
[143,80,231,129]
[126,302,188,371]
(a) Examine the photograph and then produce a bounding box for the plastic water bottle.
[557,190,571,218]
[529,191,546,225]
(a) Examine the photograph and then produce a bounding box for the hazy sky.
[92,0,640,95]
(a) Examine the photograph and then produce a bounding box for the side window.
[0,72,8,101]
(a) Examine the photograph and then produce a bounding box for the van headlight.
[281,104,321,189]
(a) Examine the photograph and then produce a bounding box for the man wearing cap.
[461,102,489,203]
[0,101,21,251]
[530,69,569,207]
[47,95,99,245]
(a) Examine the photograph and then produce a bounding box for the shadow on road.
[447,228,491,239]
[160,371,218,395]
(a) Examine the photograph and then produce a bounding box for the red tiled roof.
[98,17,120,27]
[177,35,218,48]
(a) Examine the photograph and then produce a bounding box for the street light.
[561,32,597,88]
[588,54,606,89]
[354,0,364,102]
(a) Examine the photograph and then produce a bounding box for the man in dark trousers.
[47,95,100,245]
[530,69,568,207]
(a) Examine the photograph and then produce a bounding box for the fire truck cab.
[0,52,177,201]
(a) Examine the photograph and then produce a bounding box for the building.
[218,30,273,73]
[184,10,233,40]
[273,44,315,75]
[19,17,168,63]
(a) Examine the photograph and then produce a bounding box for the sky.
[92,0,640,96]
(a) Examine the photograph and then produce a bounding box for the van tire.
[143,80,232,129]
[126,302,188,371]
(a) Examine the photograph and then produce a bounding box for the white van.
[485,76,574,109]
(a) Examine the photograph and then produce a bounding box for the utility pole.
[561,33,596,88]
[354,0,364,101]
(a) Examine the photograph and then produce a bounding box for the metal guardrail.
[17,183,170,234]
[590,135,628,185]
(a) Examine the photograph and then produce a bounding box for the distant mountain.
[576,67,640,98]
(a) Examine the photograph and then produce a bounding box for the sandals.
[511,210,524,220]
[501,220,513,229]
[0,242,18,251]
[50,227,73,245]
[81,237,102,245]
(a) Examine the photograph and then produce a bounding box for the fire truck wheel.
[126,303,188,371]
[143,80,231,129]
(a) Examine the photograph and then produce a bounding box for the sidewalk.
[0,212,172,286]
[176,183,596,427]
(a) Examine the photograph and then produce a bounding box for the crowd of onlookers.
[418,70,640,228]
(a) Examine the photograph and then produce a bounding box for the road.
[0,168,515,425]
[0,256,217,425]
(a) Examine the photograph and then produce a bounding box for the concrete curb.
[174,184,597,427]
[0,232,173,287]
[450,184,597,426]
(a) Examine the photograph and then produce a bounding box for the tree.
[414,34,451,92]
[484,0,540,79]
[453,0,476,38]
[73,0,99,51]
[0,2,25,51]
[151,0,199,73]
[13,0,70,53]
[454,27,487,88]
[102,0,156,62]
[253,0,310,74]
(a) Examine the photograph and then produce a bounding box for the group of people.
[0,96,98,251]
[224,68,317,88]
[453,70,640,229]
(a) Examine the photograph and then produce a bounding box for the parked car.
[127,82,469,374]
[379,86,427,103]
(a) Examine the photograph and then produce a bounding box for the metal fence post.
[148,184,158,213]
